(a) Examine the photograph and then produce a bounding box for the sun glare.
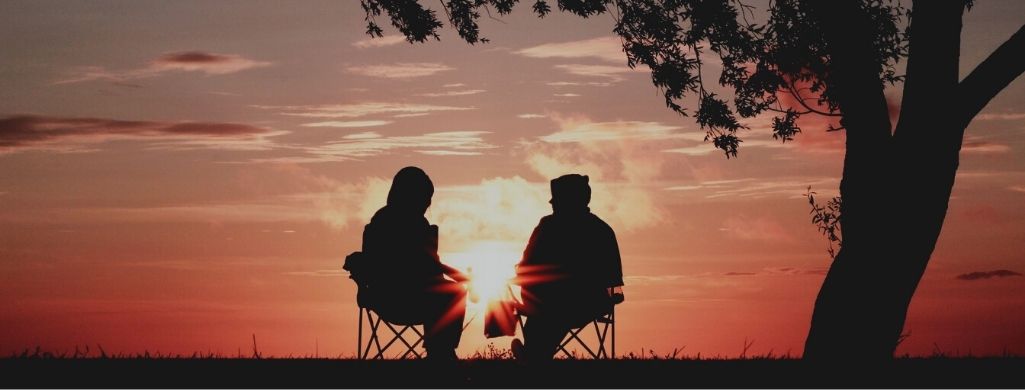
[445,241,522,310]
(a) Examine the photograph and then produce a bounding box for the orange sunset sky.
[2,0,1024,358]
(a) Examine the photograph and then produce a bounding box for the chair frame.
[357,306,425,360]
[511,286,616,359]
[558,308,615,359]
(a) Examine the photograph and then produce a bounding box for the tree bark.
[804,0,1025,362]
[802,0,899,361]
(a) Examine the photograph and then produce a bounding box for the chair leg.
[357,307,428,360]
[557,333,574,358]
[407,326,425,359]
[611,309,616,359]
[370,313,386,359]
[594,321,609,359]
[397,326,424,359]
[360,309,381,360]
[358,308,364,359]
[560,326,599,359]
[375,321,409,359]
[382,322,420,359]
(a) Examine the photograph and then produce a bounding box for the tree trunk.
[802,0,967,362]
[801,0,1025,361]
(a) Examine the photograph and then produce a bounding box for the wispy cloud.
[962,136,1011,153]
[688,177,837,200]
[722,267,828,277]
[538,119,685,143]
[287,130,495,161]
[662,129,795,156]
[517,113,547,119]
[664,177,839,200]
[418,150,483,156]
[956,270,1022,281]
[553,64,642,80]
[284,269,347,277]
[418,89,486,97]
[150,51,271,74]
[54,51,271,84]
[1009,185,1025,193]
[254,102,474,118]
[443,83,466,88]
[343,131,383,140]
[516,37,624,63]
[719,215,794,243]
[0,114,282,153]
[352,35,407,48]
[345,63,453,78]
[300,120,392,128]
[975,112,1025,121]
[546,81,613,87]
[553,93,581,97]
[664,179,754,191]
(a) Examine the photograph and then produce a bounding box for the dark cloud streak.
[0,114,273,150]
[155,51,234,64]
[956,270,1022,281]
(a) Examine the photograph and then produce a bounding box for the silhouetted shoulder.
[536,214,556,226]
[369,205,429,227]
[587,213,616,234]
[369,206,389,224]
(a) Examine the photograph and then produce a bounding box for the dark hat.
[550,174,590,206]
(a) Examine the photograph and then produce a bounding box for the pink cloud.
[720,215,795,243]
[351,35,407,49]
[149,51,272,74]
[515,37,625,63]
[961,136,1011,154]
[54,51,271,84]
[0,114,279,152]
[345,63,453,79]
[254,102,473,118]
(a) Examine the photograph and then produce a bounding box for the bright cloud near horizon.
[1,1,1025,359]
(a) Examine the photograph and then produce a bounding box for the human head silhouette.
[549,174,590,213]
[387,166,434,214]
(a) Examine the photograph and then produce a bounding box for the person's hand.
[440,264,469,283]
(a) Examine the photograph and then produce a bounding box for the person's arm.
[602,224,625,304]
[605,226,624,288]
[426,224,468,283]
[440,263,469,283]
[514,223,544,286]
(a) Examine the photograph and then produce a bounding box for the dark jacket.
[360,205,447,301]
[517,209,623,323]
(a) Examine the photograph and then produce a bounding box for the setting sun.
[446,241,522,315]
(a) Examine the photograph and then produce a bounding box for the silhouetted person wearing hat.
[359,166,468,360]
[512,174,624,361]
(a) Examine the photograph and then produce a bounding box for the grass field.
[3,357,1024,387]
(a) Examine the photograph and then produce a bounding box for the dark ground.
[2,358,1024,388]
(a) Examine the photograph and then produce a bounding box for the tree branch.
[782,81,842,117]
[958,23,1025,127]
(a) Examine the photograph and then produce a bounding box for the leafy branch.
[806,186,842,259]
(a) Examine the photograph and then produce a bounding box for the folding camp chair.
[510,286,617,359]
[514,307,615,359]
[559,308,615,359]
[356,306,425,359]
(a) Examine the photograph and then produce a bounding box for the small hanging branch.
[806,186,843,259]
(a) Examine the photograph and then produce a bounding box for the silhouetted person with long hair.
[512,174,624,361]
[359,166,467,361]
